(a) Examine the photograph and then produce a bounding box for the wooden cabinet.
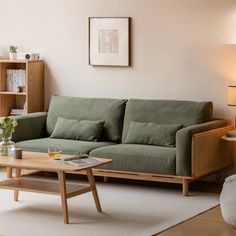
[0,60,44,116]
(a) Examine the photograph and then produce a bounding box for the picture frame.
[89,17,131,66]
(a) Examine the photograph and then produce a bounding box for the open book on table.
[53,154,102,166]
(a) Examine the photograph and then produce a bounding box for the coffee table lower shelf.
[0,153,112,224]
[0,178,92,198]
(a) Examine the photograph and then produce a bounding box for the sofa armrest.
[176,120,229,176]
[12,112,48,142]
[191,125,234,179]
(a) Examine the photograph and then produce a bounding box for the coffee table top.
[0,151,111,172]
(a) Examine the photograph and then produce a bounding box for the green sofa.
[13,95,234,195]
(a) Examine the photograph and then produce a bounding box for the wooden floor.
[158,206,236,236]
[0,168,235,235]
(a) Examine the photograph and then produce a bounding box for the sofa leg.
[104,176,108,183]
[182,179,189,196]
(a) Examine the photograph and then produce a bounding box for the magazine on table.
[53,154,102,166]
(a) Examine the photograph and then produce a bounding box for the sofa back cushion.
[47,96,127,142]
[122,99,213,142]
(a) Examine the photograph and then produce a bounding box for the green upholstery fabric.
[125,122,182,147]
[176,120,228,176]
[47,96,127,142]
[12,112,48,142]
[122,99,213,142]
[90,144,176,174]
[51,117,105,141]
[16,137,115,155]
[12,97,228,178]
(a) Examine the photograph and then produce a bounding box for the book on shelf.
[53,154,102,167]
[6,69,26,92]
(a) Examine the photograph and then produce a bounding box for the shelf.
[221,135,236,142]
[0,92,26,96]
[0,59,43,63]
[0,177,91,197]
[0,60,44,116]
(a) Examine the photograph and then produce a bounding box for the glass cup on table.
[48,147,62,158]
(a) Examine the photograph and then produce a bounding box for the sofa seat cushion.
[16,138,115,155]
[90,144,176,175]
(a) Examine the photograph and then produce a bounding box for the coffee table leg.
[6,167,12,178]
[57,171,69,224]
[86,168,102,212]
[14,168,21,201]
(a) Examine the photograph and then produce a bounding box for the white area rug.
[0,174,219,236]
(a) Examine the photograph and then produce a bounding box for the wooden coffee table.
[0,151,111,224]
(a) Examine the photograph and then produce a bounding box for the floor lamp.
[227,85,236,136]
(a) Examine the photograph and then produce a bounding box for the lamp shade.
[228,86,236,106]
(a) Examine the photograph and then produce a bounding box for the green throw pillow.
[125,121,183,147]
[51,117,105,142]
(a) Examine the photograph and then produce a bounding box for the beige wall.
[1,0,236,176]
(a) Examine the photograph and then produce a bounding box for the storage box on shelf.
[0,59,44,116]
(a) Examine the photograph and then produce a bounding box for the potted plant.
[9,45,17,60]
[0,117,17,156]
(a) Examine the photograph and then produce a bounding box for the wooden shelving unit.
[0,59,44,116]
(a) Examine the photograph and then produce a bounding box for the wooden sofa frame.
[87,125,234,196]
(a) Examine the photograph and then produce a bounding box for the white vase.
[9,53,17,60]
[220,174,236,227]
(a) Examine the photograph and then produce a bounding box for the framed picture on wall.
[89,17,131,66]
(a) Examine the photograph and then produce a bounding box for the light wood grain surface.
[0,151,111,224]
[0,151,112,172]
[0,59,44,116]
[158,206,236,236]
